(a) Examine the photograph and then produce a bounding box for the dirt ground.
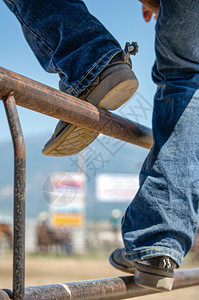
[0,254,198,300]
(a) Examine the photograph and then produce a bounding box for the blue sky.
[0,0,156,144]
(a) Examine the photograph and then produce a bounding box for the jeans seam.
[7,0,55,54]
[124,247,183,260]
[68,48,120,94]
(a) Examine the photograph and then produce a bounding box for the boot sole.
[42,124,98,156]
[134,264,174,291]
[42,67,138,156]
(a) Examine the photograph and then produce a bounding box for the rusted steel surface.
[4,94,26,300]
[2,268,199,300]
[173,268,199,289]
[0,66,153,149]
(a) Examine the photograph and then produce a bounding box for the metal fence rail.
[0,66,153,149]
[0,66,199,300]
[2,269,199,300]
[3,94,26,300]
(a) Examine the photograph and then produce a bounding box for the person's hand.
[142,5,157,22]
[139,0,160,17]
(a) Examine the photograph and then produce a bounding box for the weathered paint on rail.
[2,268,199,300]
[0,66,153,149]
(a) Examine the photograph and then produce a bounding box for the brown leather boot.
[42,46,139,156]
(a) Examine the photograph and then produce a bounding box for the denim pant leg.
[122,0,199,267]
[3,0,122,97]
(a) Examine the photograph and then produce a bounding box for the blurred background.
[0,1,198,299]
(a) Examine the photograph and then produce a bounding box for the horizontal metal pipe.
[2,268,199,300]
[0,66,153,149]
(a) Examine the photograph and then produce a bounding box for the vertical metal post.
[4,93,26,300]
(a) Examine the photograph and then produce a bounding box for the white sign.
[96,174,139,202]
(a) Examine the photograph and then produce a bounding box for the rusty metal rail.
[1,269,199,300]
[0,66,153,149]
[3,94,26,300]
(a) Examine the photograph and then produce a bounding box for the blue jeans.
[122,0,199,267]
[3,0,122,97]
[4,0,199,267]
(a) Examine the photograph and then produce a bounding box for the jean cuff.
[124,247,183,267]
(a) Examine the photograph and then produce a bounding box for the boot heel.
[134,268,174,291]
